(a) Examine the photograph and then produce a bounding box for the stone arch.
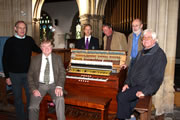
[70,11,80,39]
[32,0,45,45]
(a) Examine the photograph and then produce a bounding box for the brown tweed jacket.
[126,32,143,65]
[27,53,66,93]
[103,31,127,51]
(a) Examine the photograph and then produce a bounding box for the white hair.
[143,29,158,42]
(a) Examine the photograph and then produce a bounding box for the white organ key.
[66,75,108,82]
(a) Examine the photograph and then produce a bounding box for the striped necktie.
[44,58,50,85]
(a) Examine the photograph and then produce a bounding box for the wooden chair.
[135,96,152,120]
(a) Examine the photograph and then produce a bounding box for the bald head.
[132,19,143,35]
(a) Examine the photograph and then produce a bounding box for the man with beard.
[126,19,143,67]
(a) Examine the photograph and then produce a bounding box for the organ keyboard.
[65,49,127,113]
[66,75,108,82]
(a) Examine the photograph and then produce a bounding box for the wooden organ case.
[65,49,127,113]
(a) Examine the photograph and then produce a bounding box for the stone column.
[79,14,103,48]
[32,18,41,45]
[147,0,179,115]
[32,0,45,45]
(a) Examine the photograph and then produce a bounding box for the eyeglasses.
[142,37,153,41]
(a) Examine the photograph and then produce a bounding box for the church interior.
[0,0,180,120]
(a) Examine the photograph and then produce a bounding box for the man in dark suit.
[28,40,66,120]
[75,24,99,50]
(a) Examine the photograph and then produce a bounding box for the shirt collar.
[133,32,141,37]
[142,43,159,55]
[14,33,26,39]
[85,35,91,40]
[42,53,52,60]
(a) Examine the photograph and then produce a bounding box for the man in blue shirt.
[120,19,143,119]
[126,19,143,67]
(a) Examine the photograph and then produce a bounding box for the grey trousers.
[29,83,65,120]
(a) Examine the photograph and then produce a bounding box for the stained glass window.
[40,11,54,41]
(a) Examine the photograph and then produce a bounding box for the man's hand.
[120,64,127,70]
[122,84,129,92]
[6,78,12,85]
[33,90,41,97]
[55,88,63,97]
[136,91,145,98]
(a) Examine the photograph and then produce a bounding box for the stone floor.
[147,106,180,120]
[0,102,180,120]
[164,106,180,120]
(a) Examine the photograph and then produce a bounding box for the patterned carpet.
[0,104,180,120]
[0,98,180,120]
[49,104,116,120]
[0,103,116,120]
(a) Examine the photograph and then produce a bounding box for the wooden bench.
[39,93,112,120]
[134,96,152,120]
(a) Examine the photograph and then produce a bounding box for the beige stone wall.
[148,0,179,115]
[0,0,32,37]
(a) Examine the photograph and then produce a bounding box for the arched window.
[40,11,54,41]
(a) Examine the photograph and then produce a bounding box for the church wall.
[42,1,78,48]
[0,0,32,37]
[148,0,179,115]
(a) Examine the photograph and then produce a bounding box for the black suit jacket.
[75,36,99,50]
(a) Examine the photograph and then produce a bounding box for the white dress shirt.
[39,54,54,84]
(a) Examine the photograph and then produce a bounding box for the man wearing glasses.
[116,29,167,120]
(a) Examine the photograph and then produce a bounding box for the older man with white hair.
[116,29,167,120]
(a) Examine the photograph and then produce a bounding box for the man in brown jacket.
[126,19,143,66]
[102,23,127,51]
[28,40,66,120]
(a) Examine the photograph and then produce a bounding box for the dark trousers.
[9,73,30,120]
[128,58,136,74]
[116,86,142,119]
